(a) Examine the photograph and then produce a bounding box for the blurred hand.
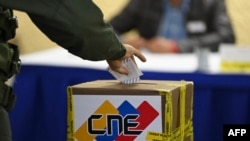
[123,36,146,49]
[171,0,181,7]
[107,44,146,75]
[145,37,178,53]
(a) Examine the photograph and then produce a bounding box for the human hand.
[107,44,146,75]
[145,37,178,53]
[123,36,146,50]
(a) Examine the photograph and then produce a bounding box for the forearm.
[1,0,126,61]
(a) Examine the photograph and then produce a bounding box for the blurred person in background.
[0,0,146,141]
[110,0,235,53]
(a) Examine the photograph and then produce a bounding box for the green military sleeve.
[0,0,126,61]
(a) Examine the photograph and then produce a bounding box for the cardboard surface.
[67,80,193,141]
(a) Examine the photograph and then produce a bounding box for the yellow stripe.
[67,87,75,141]
[146,120,193,141]
[146,131,168,141]
[158,90,172,141]
[179,85,186,141]
[189,82,194,141]
[220,60,250,73]
[166,93,173,141]
[146,81,194,141]
[74,100,119,141]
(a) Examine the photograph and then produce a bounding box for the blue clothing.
[110,0,235,52]
[158,0,190,41]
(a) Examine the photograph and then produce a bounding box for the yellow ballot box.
[67,80,194,141]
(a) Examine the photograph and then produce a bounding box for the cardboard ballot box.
[67,80,193,141]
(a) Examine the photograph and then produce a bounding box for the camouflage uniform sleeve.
[0,0,126,61]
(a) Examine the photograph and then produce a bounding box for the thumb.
[116,66,129,75]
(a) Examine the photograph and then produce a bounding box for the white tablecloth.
[20,46,221,73]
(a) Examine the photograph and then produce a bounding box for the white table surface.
[20,46,221,73]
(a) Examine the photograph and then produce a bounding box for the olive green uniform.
[0,7,20,141]
[0,0,126,140]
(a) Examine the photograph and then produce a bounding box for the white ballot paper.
[108,58,143,84]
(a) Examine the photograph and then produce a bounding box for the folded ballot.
[108,57,143,84]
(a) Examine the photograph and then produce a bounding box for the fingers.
[107,60,129,75]
[133,47,147,62]
[107,44,146,75]
[115,66,129,75]
[123,44,147,62]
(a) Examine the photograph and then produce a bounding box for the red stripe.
[116,101,159,141]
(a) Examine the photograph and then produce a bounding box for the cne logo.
[74,100,159,141]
